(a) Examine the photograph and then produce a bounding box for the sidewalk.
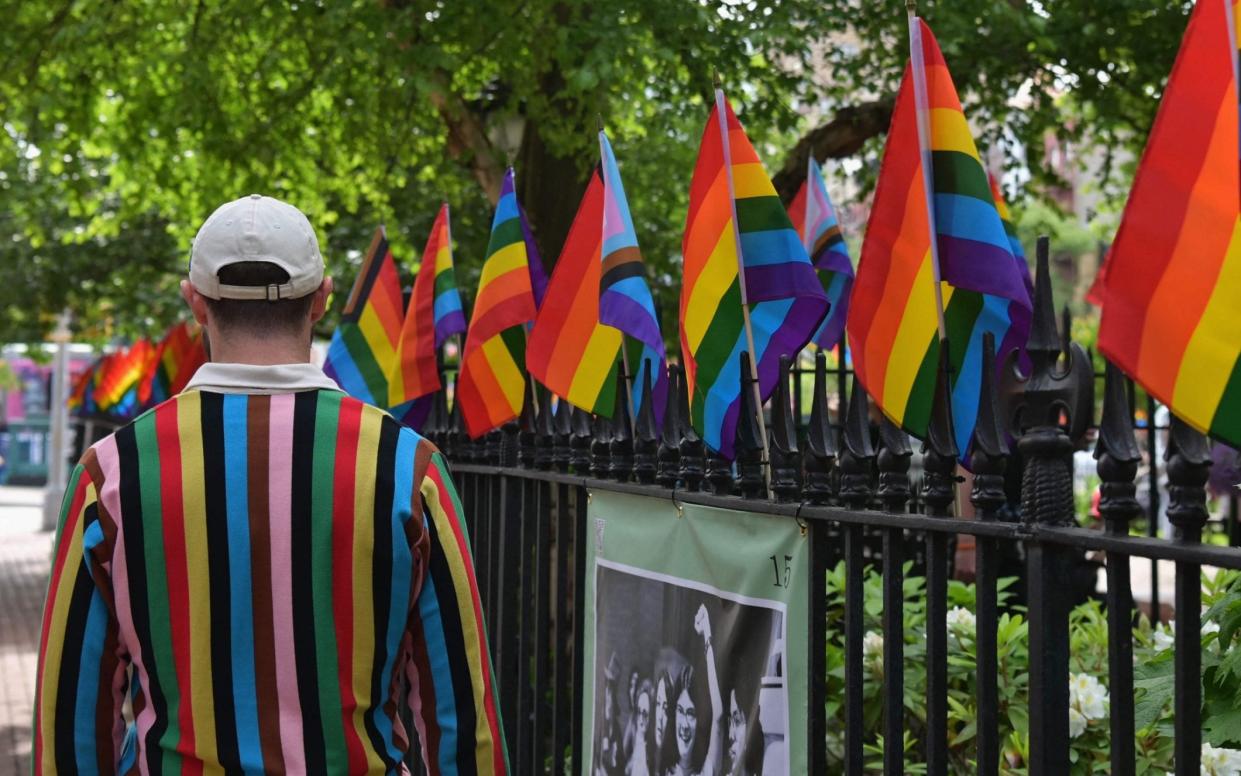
[0,485,53,775]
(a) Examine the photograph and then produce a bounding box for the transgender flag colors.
[789,158,854,350]
[457,169,547,437]
[847,17,1032,455]
[1099,0,1241,446]
[323,228,404,407]
[598,131,667,421]
[681,91,828,458]
[389,204,466,408]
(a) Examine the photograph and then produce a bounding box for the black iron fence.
[415,239,1241,775]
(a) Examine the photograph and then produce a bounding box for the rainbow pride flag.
[598,131,667,421]
[457,168,547,437]
[323,228,405,407]
[989,173,1033,298]
[141,321,206,407]
[389,204,466,409]
[847,16,1032,456]
[527,169,623,414]
[681,91,829,458]
[788,158,854,350]
[1099,0,1241,446]
[93,340,153,414]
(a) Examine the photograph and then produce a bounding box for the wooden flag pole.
[906,0,950,345]
[714,82,774,499]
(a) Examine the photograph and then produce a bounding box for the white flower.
[862,630,884,671]
[1153,622,1175,651]
[1203,621,1221,638]
[1067,673,1109,734]
[1068,707,1088,739]
[946,606,976,639]
[1201,743,1241,775]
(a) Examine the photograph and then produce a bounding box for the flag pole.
[714,80,774,499]
[598,122,638,434]
[906,0,949,345]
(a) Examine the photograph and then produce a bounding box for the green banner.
[583,489,809,776]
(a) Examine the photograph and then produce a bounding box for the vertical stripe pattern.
[34,388,507,774]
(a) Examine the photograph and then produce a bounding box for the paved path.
[0,485,52,776]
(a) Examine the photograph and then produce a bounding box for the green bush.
[822,562,1241,774]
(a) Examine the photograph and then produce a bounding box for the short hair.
[203,262,315,337]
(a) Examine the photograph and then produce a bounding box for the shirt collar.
[183,361,343,395]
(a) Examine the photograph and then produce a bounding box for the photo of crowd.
[591,560,788,776]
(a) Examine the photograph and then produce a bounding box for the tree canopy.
[0,0,1189,343]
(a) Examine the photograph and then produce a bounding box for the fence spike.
[609,367,634,482]
[590,412,612,479]
[839,374,875,509]
[803,351,838,505]
[552,395,573,472]
[770,354,801,502]
[535,380,555,470]
[968,332,1009,516]
[570,405,593,475]
[1165,415,1212,535]
[633,360,658,485]
[1094,360,1141,522]
[735,351,765,499]
[518,374,538,468]
[1028,235,1061,360]
[920,349,959,516]
[876,415,912,513]
[656,364,682,488]
[677,365,705,492]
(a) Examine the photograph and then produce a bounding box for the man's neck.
[207,333,311,366]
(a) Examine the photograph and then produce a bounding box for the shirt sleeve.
[403,450,508,774]
[33,459,129,774]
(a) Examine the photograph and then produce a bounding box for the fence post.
[970,333,1009,776]
[656,365,682,488]
[609,368,634,482]
[633,360,659,485]
[553,397,573,473]
[1007,236,1092,776]
[920,355,958,776]
[590,413,611,479]
[1166,417,1211,776]
[803,351,837,506]
[770,354,801,503]
[535,382,554,471]
[877,415,911,775]
[677,364,706,492]
[1096,360,1141,776]
[570,406,592,475]
[840,376,875,776]
[735,352,766,500]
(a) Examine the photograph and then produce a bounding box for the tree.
[0,0,1190,343]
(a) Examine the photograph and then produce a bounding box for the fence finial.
[921,348,959,516]
[1094,361,1140,525]
[677,365,706,492]
[657,364,682,488]
[735,351,766,499]
[553,395,573,472]
[570,405,593,475]
[769,354,801,502]
[609,368,634,482]
[803,351,838,505]
[839,374,875,509]
[969,332,1009,516]
[633,360,659,485]
[535,380,555,470]
[518,374,538,468]
[591,412,612,479]
[877,415,912,513]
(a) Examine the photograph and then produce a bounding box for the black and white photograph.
[591,559,789,776]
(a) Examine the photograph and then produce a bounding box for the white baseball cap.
[189,194,325,300]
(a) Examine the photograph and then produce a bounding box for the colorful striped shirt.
[33,363,507,775]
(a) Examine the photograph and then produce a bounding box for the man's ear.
[180,280,210,326]
[309,277,333,325]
